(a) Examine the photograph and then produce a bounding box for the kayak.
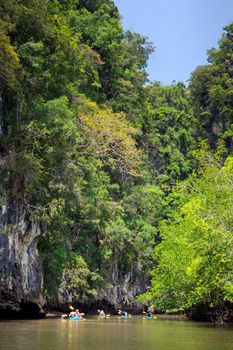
[146,315,153,320]
[69,316,82,321]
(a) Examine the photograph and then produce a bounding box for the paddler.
[98,310,106,318]
[121,310,128,318]
[146,311,152,318]
[75,309,83,319]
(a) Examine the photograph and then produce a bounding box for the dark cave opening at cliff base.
[0,302,45,320]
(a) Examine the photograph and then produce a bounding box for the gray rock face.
[58,259,148,312]
[95,260,148,310]
[0,203,147,316]
[0,205,45,318]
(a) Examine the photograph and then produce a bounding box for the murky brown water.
[0,316,232,350]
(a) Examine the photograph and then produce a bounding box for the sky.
[114,0,233,85]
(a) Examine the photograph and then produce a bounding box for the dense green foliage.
[139,153,233,311]
[139,24,233,315]
[0,0,232,318]
[0,0,159,301]
[141,82,196,182]
[190,24,233,151]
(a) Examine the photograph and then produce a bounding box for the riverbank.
[45,301,233,324]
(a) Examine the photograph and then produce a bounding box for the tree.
[139,155,233,315]
[77,99,142,177]
[0,20,19,91]
[190,24,233,152]
[141,82,196,183]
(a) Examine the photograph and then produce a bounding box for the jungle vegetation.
[0,0,232,317]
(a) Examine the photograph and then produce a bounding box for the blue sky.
[114,0,233,85]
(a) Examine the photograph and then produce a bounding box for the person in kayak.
[121,310,128,318]
[146,311,152,318]
[69,311,76,318]
[98,310,106,318]
[75,309,83,319]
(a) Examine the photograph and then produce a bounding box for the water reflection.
[0,316,232,350]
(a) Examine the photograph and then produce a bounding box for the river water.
[0,316,232,350]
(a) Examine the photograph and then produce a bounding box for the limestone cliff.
[57,259,148,312]
[0,204,45,318]
[95,261,148,310]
